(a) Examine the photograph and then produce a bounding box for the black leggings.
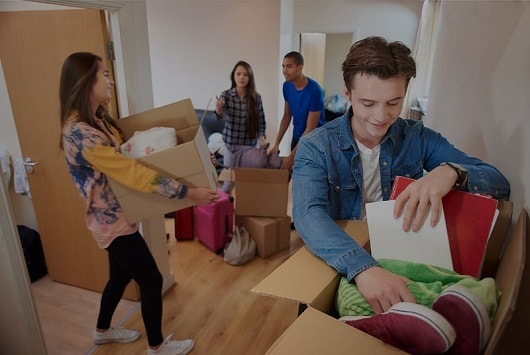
[97,231,164,347]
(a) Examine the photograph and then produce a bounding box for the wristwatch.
[440,162,468,189]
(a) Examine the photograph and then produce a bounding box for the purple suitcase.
[194,189,234,253]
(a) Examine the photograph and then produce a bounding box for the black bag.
[17,225,47,282]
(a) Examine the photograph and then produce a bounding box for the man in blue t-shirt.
[269,51,325,170]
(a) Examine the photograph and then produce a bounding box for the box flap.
[252,246,339,311]
[235,167,288,184]
[266,307,406,354]
[484,208,527,354]
[480,200,514,278]
[252,220,369,311]
[193,125,219,187]
[116,98,198,139]
[135,133,216,186]
[108,130,218,223]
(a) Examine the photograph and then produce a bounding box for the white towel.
[14,157,31,197]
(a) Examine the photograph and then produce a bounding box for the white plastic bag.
[223,226,256,266]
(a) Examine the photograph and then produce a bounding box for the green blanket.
[336,258,500,318]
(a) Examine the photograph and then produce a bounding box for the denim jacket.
[292,108,510,281]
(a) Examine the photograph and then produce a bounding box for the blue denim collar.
[337,106,399,150]
[337,107,356,151]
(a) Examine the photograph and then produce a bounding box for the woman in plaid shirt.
[214,61,267,193]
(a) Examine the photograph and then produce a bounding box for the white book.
[366,200,454,270]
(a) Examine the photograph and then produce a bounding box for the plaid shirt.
[219,88,266,149]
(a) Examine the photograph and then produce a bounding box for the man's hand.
[354,266,415,314]
[268,144,280,156]
[393,165,457,232]
[281,154,294,170]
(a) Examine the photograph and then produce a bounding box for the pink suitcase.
[194,189,234,253]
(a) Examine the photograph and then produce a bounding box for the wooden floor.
[31,268,139,354]
[31,218,304,355]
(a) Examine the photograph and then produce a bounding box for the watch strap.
[440,162,468,189]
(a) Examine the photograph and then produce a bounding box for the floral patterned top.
[62,113,186,248]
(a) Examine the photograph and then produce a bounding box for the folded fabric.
[232,143,282,169]
[336,258,500,320]
[120,126,177,159]
[208,132,226,156]
[14,157,31,197]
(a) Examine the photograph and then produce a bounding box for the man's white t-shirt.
[356,139,382,219]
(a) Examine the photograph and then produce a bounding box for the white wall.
[142,0,421,155]
[145,0,281,140]
[425,1,530,218]
[293,0,422,45]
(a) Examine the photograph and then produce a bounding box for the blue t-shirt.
[283,77,325,141]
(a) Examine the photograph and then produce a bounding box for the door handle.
[23,157,40,174]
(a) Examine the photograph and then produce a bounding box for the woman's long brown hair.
[230,60,259,139]
[59,52,119,149]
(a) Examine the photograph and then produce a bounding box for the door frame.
[0,2,129,352]
[0,169,46,353]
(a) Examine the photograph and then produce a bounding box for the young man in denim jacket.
[292,36,510,315]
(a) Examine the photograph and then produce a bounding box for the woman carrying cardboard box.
[59,52,217,355]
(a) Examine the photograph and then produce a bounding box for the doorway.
[300,32,354,99]
[0,8,140,299]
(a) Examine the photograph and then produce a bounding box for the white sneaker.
[92,327,140,345]
[148,334,195,355]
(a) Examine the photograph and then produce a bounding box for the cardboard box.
[480,200,514,278]
[223,168,289,217]
[253,206,527,354]
[236,215,291,258]
[108,99,218,223]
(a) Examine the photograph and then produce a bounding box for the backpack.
[17,225,48,282]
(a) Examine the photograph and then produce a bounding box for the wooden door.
[0,9,139,300]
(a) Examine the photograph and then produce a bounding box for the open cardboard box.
[219,168,290,217]
[235,215,291,258]
[253,204,529,354]
[108,98,218,223]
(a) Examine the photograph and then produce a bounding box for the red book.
[390,176,498,277]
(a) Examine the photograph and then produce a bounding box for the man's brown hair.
[342,36,416,91]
